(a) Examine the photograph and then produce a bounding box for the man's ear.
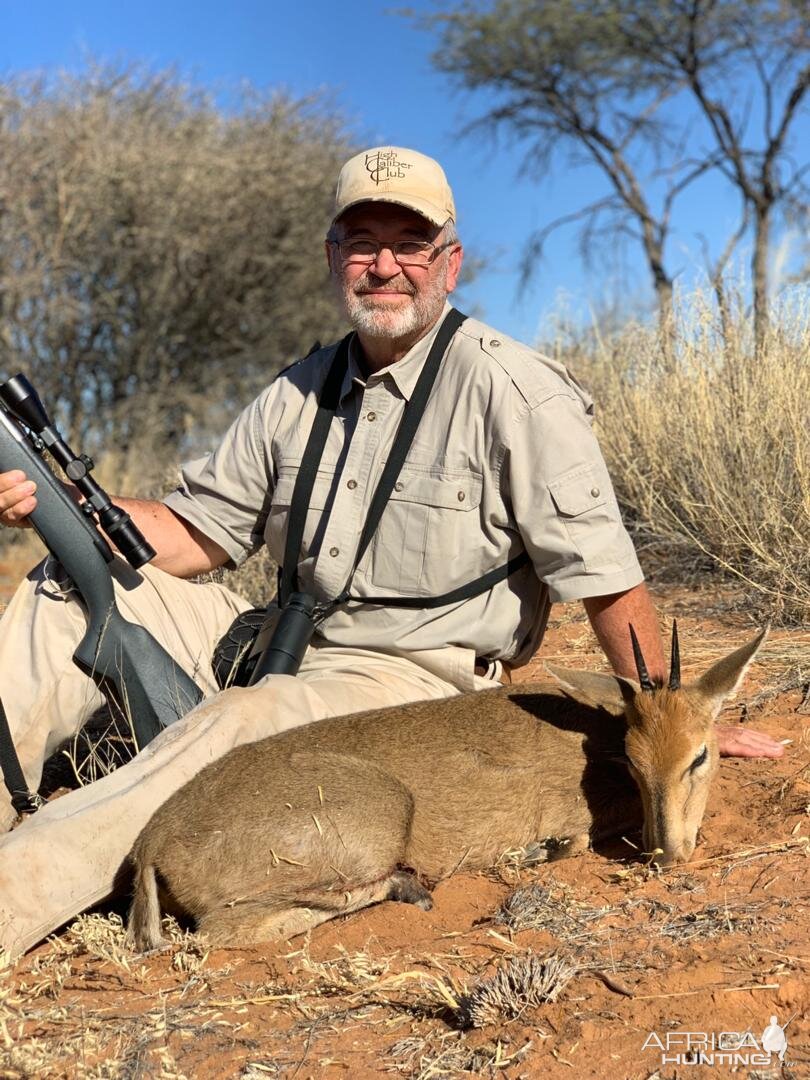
[325,239,336,272]
[445,243,463,294]
[545,663,638,717]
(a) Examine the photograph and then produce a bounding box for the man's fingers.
[0,470,27,492]
[2,497,36,527]
[715,723,786,759]
[0,479,35,508]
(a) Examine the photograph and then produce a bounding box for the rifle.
[0,374,203,812]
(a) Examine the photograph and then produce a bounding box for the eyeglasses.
[328,237,455,267]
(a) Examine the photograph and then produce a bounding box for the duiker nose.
[650,838,694,866]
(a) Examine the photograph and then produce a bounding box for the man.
[0,146,782,960]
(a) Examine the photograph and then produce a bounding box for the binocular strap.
[0,697,43,817]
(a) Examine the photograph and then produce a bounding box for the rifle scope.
[0,374,156,569]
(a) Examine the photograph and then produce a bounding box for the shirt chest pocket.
[264,463,337,564]
[366,466,483,595]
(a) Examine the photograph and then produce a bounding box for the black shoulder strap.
[278,333,351,606]
[349,307,467,582]
[278,308,530,620]
[335,550,531,612]
[0,699,42,816]
[280,308,466,607]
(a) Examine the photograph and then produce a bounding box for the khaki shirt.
[164,304,643,666]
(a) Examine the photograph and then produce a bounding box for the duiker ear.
[545,663,638,718]
[691,627,769,718]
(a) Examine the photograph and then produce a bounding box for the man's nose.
[368,246,401,278]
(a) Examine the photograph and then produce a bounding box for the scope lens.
[125,541,157,570]
[0,374,51,432]
[104,516,156,569]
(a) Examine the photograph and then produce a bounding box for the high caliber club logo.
[365,150,413,185]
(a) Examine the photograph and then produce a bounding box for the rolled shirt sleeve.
[163,389,275,568]
[505,389,644,603]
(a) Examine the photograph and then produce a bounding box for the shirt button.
[366,411,377,422]
[590,486,600,498]
[329,546,339,557]
[457,490,466,502]
[347,479,357,490]
[394,481,404,491]
[489,339,501,348]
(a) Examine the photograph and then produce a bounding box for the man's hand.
[0,469,39,528]
[716,724,785,758]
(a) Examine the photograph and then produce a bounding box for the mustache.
[352,271,416,297]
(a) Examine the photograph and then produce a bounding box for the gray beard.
[337,267,448,343]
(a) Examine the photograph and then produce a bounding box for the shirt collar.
[341,301,453,403]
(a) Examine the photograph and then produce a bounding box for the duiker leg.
[144,752,432,948]
[199,872,432,946]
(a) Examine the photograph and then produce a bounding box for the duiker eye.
[689,745,708,772]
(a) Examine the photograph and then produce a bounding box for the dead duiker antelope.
[128,624,766,950]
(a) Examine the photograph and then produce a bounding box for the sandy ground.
[0,559,807,1080]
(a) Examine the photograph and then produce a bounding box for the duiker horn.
[629,624,655,692]
[668,620,681,690]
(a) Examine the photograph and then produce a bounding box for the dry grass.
[206,546,278,609]
[496,880,612,942]
[456,952,578,1029]
[0,912,240,1079]
[655,899,782,941]
[295,938,393,996]
[3,841,806,1076]
[387,1031,532,1077]
[554,288,810,623]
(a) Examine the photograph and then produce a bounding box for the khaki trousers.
[0,558,492,962]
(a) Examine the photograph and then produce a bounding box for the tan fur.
[127,630,766,950]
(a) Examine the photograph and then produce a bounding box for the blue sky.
[2,0,807,343]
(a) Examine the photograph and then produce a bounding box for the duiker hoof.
[387,870,433,911]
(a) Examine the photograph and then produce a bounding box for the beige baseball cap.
[333,146,456,227]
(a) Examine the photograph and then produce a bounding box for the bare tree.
[627,0,810,351]
[0,64,354,474]
[417,0,714,336]
[418,0,809,348]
